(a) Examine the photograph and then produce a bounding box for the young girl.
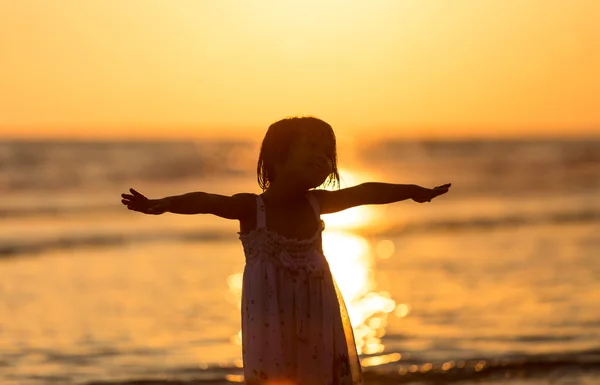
[121,116,451,385]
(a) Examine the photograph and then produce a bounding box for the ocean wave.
[0,230,234,258]
[76,349,600,385]
[0,204,117,218]
[367,208,600,236]
[1,207,599,259]
[1,139,600,195]
[0,141,256,193]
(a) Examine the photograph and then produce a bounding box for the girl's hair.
[257,116,341,191]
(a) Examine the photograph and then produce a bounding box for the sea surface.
[1,137,599,385]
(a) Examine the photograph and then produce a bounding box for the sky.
[1,0,599,140]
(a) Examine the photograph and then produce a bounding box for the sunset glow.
[1,1,599,139]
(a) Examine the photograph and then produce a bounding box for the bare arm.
[163,191,255,218]
[121,188,255,220]
[312,182,451,214]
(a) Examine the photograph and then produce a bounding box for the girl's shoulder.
[233,193,258,233]
[230,192,258,222]
[231,192,258,207]
[231,192,257,200]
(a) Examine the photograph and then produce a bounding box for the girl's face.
[285,130,334,189]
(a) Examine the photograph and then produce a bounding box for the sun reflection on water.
[322,230,396,355]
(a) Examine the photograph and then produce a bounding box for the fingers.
[432,183,451,198]
[121,196,138,205]
[121,194,147,214]
[425,184,451,202]
[122,189,149,211]
[122,191,143,204]
[130,188,147,199]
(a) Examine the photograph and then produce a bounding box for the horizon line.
[0,124,598,142]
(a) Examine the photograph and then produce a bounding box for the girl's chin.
[308,178,327,189]
[302,171,329,189]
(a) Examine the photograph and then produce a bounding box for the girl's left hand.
[412,183,451,203]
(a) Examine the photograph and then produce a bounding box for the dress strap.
[306,192,325,231]
[306,192,320,217]
[255,194,267,229]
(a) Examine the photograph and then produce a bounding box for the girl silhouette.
[121,116,451,385]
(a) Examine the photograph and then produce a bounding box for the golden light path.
[227,169,408,367]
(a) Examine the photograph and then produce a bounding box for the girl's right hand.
[411,183,451,203]
[121,188,169,215]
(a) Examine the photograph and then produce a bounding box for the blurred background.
[1,1,599,384]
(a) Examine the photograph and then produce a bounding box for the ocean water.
[0,137,599,385]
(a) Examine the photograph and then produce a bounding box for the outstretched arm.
[121,188,254,220]
[312,182,451,214]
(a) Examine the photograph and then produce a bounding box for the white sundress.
[238,192,363,385]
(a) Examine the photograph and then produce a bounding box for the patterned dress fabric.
[238,192,363,385]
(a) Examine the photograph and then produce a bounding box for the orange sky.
[1,0,599,140]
